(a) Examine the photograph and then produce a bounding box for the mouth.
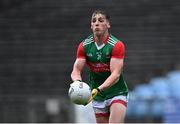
[95,28,100,31]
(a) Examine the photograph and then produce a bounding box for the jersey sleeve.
[76,42,86,59]
[111,41,125,59]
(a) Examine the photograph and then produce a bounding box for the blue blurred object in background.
[167,71,180,98]
[149,77,170,99]
[131,84,154,118]
[163,97,180,123]
[126,71,180,122]
[134,84,154,100]
[126,91,150,118]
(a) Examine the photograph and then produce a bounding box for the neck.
[94,31,109,44]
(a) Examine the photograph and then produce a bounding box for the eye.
[92,18,96,23]
[98,18,104,23]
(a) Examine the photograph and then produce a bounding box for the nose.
[95,21,99,26]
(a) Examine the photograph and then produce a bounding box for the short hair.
[91,9,110,21]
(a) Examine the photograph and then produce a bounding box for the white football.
[68,81,91,105]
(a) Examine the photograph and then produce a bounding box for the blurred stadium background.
[0,0,180,123]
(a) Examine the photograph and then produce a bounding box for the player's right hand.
[70,80,82,86]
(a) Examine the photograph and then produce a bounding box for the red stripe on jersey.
[87,62,110,72]
[112,41,125,59]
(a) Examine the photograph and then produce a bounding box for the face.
[91,13,110,37]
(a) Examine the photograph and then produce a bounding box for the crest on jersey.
[96,52,102,60]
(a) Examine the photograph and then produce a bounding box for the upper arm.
[71,42,86,81]
[71,58,86,81]
[74,42,86,71]
[111,41,125,59]
[110,41,125,74]
[77,42,86,59]
[73,58,86,72]
[110,58,124,75]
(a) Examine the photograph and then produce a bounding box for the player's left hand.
[84,88,100,106]
[91,88,98,99]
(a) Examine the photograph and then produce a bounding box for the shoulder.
[108,34,124,46]
[82,34,94,46]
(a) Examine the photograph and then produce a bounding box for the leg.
[109,101,127,123]
[95,114,109,123]
[92,100,110,123]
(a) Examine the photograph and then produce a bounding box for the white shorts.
[92,95,129,117]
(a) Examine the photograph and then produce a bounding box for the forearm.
[71,70,82,82]
[98,72,120,91]
[71,58,86,82]
[97,58,124,91]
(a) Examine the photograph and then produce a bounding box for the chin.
[94,32,102,36]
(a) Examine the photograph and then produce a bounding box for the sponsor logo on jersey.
[87,53,93,57]
[87,62,110,72]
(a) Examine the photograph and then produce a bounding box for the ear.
[91,25,93,30]
[107,22,111,28]
[90,23,93,29]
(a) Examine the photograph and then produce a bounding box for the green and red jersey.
[77,34,128,101]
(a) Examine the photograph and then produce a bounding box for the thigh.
[95,116,109,123]
[92,100,109,123]
[109,102,127,123]
[108,95,128,123]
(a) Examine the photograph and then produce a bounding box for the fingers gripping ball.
[86,88,100,104]
[68,81,91,105]
[91,89,98,99]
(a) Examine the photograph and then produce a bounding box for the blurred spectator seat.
[134,84,154,100]
[130,84,154,118]
[163,97,180,123]
[149,77,170,117]
[151,99,166,118]
[167,70,180,98]
[126,91,137,117]
[149,77,170,99]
